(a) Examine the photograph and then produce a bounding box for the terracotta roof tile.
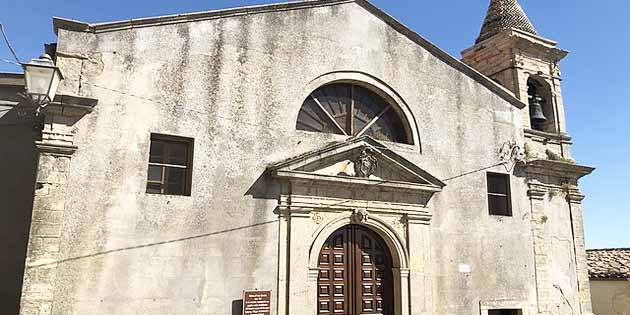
[587,248,630,279]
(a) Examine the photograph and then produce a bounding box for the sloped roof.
[587,248,630,280]
[476,0,538,43]
[52,0,527,110]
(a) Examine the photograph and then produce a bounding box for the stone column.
[19,120,77,315]
[528,185,553,315]
[566,186,594,315]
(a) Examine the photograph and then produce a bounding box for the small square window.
[146,134,193,196]
[487,173,512,216]
[488,309,522,315]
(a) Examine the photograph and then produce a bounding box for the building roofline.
[0,72,25,87]
[587,248,630,252]
[52,0,526,109]
[53,0,354,34]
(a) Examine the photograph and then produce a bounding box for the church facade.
[5,0,596,314]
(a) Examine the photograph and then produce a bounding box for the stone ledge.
[525,159,594,182]
[35,141,78,156]
[524,128,572,144]
[47,94,98,117]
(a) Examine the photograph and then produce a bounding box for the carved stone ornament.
[352,209,369,224]
[353,148,378,178]
[312,212,324,225]
[391,216,407,229]
[499,140,525,171]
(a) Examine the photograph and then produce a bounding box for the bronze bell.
[529,95,547,123]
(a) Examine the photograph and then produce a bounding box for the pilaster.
[407,214,432,315]
[19,95,96,315]
[566,187,594,314]
[524,160,595,315]
[528,185,553,314]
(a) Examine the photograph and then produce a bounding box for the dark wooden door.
[317,225,394,315]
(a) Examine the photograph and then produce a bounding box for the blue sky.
[1,1,628,249]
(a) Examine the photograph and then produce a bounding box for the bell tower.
[462,0,572,160]
[463,2,596,315]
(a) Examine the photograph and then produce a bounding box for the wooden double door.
[317,225,394,315]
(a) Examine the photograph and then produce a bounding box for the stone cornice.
[511,30,568,62]
[35,141,78,156]
[274,170,442,193]
[464,28,568,63]
[524,129,572,145]
[527,187,547,200]
[525,159,594,181]
[278,193,432,216]
[565,186,586,204]
[47,94,98,117]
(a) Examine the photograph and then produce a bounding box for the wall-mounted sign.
[243,290,271,315]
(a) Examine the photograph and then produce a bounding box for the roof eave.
[53,17,91,35]
[54,0,354,34]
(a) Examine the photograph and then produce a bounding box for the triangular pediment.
[269,137,445,192]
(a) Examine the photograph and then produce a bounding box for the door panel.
[317,225,393,315]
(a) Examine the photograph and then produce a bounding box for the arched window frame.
[296,72,421,150]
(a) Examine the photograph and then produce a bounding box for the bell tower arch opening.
[527,76,556,133]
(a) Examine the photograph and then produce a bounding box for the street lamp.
[22,54,63,115]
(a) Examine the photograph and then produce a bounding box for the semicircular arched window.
[296,83,412,144]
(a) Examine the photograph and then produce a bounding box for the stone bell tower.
[463,1,595,315]
[462,0,572,161]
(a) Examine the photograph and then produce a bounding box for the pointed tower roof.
[476,0,538,43]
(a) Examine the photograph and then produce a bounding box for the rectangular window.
[487,172,512,216]
[488,310,522,315]
[146,134,193,196]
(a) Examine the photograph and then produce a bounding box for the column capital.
[405,213,432,225]
[527,187,547,200]
[565,186,585,204]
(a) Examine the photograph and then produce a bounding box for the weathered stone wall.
[20,2,587,314]
[590,280,630,315]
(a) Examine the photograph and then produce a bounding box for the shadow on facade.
[0,94,40,314]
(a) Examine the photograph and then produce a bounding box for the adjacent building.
[588,248,630,315]
[1,0,598,314]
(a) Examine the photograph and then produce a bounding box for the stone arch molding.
[308,211,409,270]
[299,70,422,150]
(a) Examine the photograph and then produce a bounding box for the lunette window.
[487,172,512,216]
[146,134,193,196]
[296,83,412,144]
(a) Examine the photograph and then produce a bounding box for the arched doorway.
[316,224,394,315]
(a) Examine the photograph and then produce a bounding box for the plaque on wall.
[243,290,271,315]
